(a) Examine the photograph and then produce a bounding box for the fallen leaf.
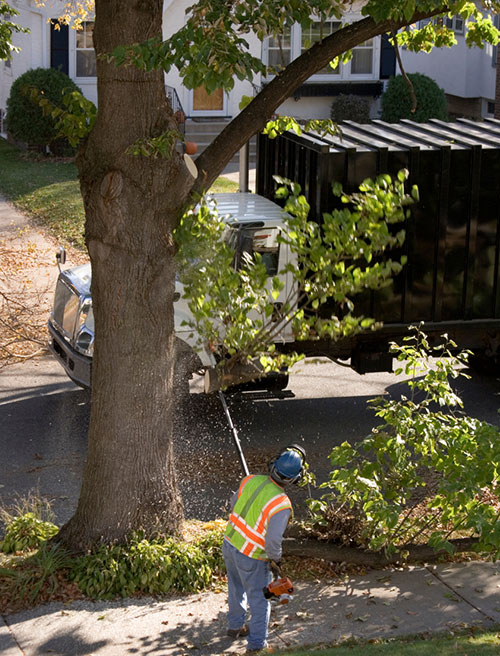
[355,615,370,622]
[295,611,311,619]
[444,593,460,602]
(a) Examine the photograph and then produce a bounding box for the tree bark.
[58,0,192,550]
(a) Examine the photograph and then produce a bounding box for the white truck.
[48,193,297,393]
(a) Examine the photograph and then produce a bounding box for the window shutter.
[379,34,396,80]
[50,22,69,76]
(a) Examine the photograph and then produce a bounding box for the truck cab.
[48,193,295,391]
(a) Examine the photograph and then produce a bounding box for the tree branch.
[391,29,417,113]
[191,7,447,195]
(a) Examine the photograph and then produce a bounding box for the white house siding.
[399,23,496,118]
[1,1,47,118]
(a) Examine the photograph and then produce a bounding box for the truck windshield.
[225,223,280,276]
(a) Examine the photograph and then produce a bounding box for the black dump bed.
[257,119,500,370]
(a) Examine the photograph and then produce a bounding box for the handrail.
[165,85,186,134]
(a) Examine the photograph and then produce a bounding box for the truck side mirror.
[56,246,66,271]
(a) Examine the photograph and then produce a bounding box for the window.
[445,16,464,34]
[264,19,376,80]
[76,21,96,77]
[301,21,340,74]
[267,28,291,70]
[351,38,374,74]
[419,15,464,34]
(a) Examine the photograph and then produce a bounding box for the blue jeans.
[223,539,272,650]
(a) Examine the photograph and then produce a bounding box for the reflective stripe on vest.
[225,474,291,560]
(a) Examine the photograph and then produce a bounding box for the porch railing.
[165,85,186,134]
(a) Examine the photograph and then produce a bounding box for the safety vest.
[225,474,292,560]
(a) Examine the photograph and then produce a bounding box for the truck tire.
[265,372,289,391]
[228,371,289,394]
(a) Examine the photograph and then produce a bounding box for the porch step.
[184,119,256,166]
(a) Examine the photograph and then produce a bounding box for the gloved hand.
[269,560,282,578]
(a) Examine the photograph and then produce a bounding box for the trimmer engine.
[263,577,294,604]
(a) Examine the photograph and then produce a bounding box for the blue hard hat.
[270,445,306,485]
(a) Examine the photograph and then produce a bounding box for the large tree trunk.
[58,0,192,550]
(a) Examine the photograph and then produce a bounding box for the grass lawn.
[278,628,500,655]
[0,138,238,250]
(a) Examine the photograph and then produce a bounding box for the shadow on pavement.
[2,363,500,526]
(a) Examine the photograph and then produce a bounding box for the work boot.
[226,625,249,639]
[245,648,274,654]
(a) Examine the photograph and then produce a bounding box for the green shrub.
[330,94,371,123]
[381,73,448,123]
[307,325,500,558]
[6,67,81,154]
[0,543,72,606]
[1,513,59,553]
[194,527,226,573]
[70,530,226,600]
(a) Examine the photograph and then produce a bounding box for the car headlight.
[74,299,94,356]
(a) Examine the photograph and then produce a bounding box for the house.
[0,1,496,136]
[1,0,393,129]
[399,15,498,119]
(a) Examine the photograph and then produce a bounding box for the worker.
[222,444,306,653]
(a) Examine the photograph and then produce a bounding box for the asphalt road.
[1,353,500,526]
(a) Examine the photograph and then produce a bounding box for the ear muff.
[288,444,306,462]
[269,444,306,485]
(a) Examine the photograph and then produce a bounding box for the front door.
[190,86,227,117]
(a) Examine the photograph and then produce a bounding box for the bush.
[330,94,371,123]
[307,326,500,558]
[6,67,81,154]
[0,514,226,608]
[70,528,226,599]
[1,513,59,553]
[381,73,448,123]
[0,543,72,609]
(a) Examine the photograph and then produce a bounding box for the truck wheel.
[265,372,289,392]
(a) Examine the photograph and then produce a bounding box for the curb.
[0,615,24,656]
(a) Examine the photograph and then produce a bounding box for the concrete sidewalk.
[1,561,499,655]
